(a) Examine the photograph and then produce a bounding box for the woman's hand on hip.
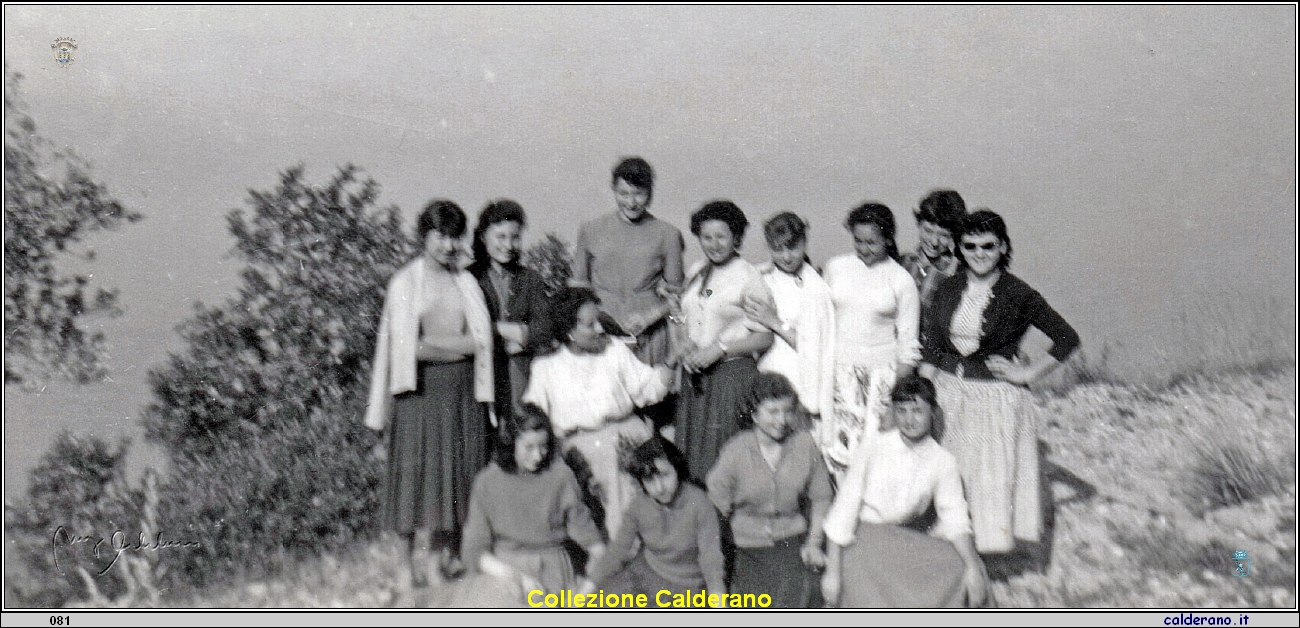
[985,355,1034,385]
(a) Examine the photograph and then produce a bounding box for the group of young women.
[363,157,1080,608]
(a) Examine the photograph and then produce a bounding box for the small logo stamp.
[1232,549,1249,577]
[51,37,77,67]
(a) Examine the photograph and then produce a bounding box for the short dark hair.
[625,437,691,486]
[845,202,900,262]
[690,200,749,241]
[916,190,967,234]
[611,157,655,202]
[469,199,526,274]
[495,403,558,474]
[548,287,601,340]
[417,199,467,240]
[744,372,800,428]
[763,212,808,250]
[957,209,1013,270]
[891,373,939,408]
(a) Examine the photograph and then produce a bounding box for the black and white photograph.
[3,5,1296,617]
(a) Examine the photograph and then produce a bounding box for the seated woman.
[523,288,675,539]
[707,372,832,608]
[588,437,727,597]
[821,374,988,608]
[461,404,605,596]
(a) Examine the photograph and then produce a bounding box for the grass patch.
[1184,444,1295,515]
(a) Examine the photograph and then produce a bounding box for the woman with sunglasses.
[920,210,1079,557]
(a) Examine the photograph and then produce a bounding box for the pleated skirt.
[838,523,964,608]
[675,356,758,482]
[381,360,488,540]
[932,370,1041,553]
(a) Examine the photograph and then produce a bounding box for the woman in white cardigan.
[743,212,836,425]
[365,199,494,587]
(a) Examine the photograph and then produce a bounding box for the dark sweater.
[922,271,1080,381]
[472,264,553,408]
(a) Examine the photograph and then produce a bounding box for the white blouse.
[522,342,669,436]
[755,262,836,416]
[679,257,774,350]
[822,429,972,546]
[823,255,921,369]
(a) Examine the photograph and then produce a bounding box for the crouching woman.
[821,374,988,608]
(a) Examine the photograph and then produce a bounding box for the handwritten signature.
[52,526,201,576]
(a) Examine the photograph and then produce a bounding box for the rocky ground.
[178,366,1297,608]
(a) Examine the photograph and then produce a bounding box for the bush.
[521,233,572,296]
[152,414,381,591]
[140,165,408,592]
[5,432,142,607]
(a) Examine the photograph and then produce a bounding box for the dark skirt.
[381,360,488,542]
[675,356,758,482]
[733,534,821,609]
[839,522,965,608]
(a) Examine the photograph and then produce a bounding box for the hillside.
[168,365,1297,609]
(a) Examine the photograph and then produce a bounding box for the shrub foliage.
[4,69,141,387]
[138,165,412,589]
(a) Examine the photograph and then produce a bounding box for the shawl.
[364,256,494,430]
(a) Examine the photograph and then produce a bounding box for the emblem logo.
[51,37,77,67]
[1232,549,1249,577]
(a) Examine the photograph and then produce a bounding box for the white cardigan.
[364,257,494,431]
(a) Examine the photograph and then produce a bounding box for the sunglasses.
[960,242,1000,252]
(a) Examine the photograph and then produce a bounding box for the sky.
[4,6,1297,502]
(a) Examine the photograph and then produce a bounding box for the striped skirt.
[932,370,1041,553]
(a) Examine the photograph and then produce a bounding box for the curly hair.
[689,200,749,241]
[547,287,601,341]
[763,212,809,250]
[743,372,799,428]
[915,189,967,234]
[625,437,692,487]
